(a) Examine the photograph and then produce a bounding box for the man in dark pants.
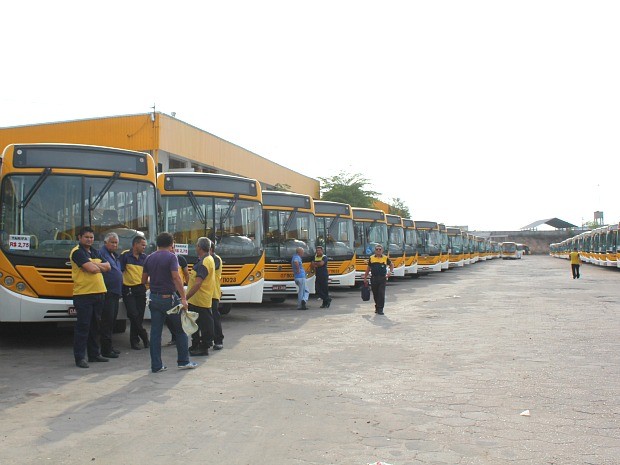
[363,244,394,315]
[99,232,122,358]
[120,235,149,350]
[312,245,331,308]
[210,241,224,350]
[70,226,111,368]
[186,237,216,356]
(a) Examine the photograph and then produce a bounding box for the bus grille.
[36,268,73,283]
[265,264,292,273]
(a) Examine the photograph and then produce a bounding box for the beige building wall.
[0,113,319,198]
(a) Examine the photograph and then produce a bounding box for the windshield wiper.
[90,172,120,211]
[282,208,297,234]
[219,194,239,237]
[19,168,51,209]
[187,191,206,225]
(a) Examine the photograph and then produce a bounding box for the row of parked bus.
[0,143,516,326]
[549,224,620,267]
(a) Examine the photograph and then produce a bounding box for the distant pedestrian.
[312,245,331,308]
[71,226,111,369]
[363,244,394,315]
[292,247,309,310]
[142,232,197,373]
[99,232,122,358]
[569,247,582,279]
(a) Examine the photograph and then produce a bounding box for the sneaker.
[301,300,307,310]
[178,361,198,369]
[213,344,223,350]
[153,366,168,373]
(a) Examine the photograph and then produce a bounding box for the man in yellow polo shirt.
[186,236,216,356]
[71,226,111,368]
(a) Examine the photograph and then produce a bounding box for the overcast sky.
[1,1,618,231]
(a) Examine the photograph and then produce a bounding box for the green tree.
[388,197,410,218]
[318,171,380,208]
[272,183,292,192]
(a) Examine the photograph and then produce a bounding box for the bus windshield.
[388,225,405,255]
[0,173,156,259]
[354,221,388,256]
[316,216,354,258]
[449,234,464,253]
[162,195,263,261]
[404,228,418,255]
[264,210,316,259]
[418,230,441,255]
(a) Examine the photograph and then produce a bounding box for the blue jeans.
[148,294,189,372]
[294,277,309,308]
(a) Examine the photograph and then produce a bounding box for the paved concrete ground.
[0,256,618,465]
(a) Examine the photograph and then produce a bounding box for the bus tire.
[113,319,127,333]
[219,303,232,315]
[270,297,286,303]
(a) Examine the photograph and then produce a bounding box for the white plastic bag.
[166,304,199,335]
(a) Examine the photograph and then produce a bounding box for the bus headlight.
[16,282,26,292]
[248,275,254,282]
[4,276,15,286]
[255,271,262,279]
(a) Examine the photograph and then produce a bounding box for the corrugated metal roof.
[521,218,578,230]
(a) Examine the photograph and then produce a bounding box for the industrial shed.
[521,218,578,230]
[0,113,319,198]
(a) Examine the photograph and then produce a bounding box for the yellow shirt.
[569,251,581,265]
[188,254,216,308]
[70,245,107,296]
[213,253,223,300]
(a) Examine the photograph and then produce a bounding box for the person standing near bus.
[363,244,394,315]
[166,254,190,346]
[99,232,122,359]
[71,226,111,369]
[142,232,197,372]
[186,237,216,357]
[569,247,582,279]
[120,235,149,350]
[292,247,309,310]
[210,241,224,350]
[312,245,331,308]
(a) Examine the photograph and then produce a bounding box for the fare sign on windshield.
[9,235,30,251]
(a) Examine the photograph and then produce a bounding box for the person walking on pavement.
[312,245,331,308]
[120,235,149,350]
[142,232,197,372]
[70,226,111,368]
[187,237,216,356]
[210,241,224,350]
[292,247,309,310]
[99,232,122,358]
[363,244,394,315]
[569,247,582,279]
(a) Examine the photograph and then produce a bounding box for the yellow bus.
[157,172,265,313]
[446,227,465,268]
[402,218,418,276]
[414,221,442,273]
[439,223,450,270]
[500,241,519,259]
[0,143,158,325]
[386,214,406,277]
[352,207,389,283]
[262,191,317,301]
[314,200,356,287]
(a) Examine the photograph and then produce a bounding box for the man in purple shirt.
[142,232,197,373]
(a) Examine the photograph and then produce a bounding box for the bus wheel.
[270,297,286,303]
[113,319,127,333]
[219,303,232,315]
